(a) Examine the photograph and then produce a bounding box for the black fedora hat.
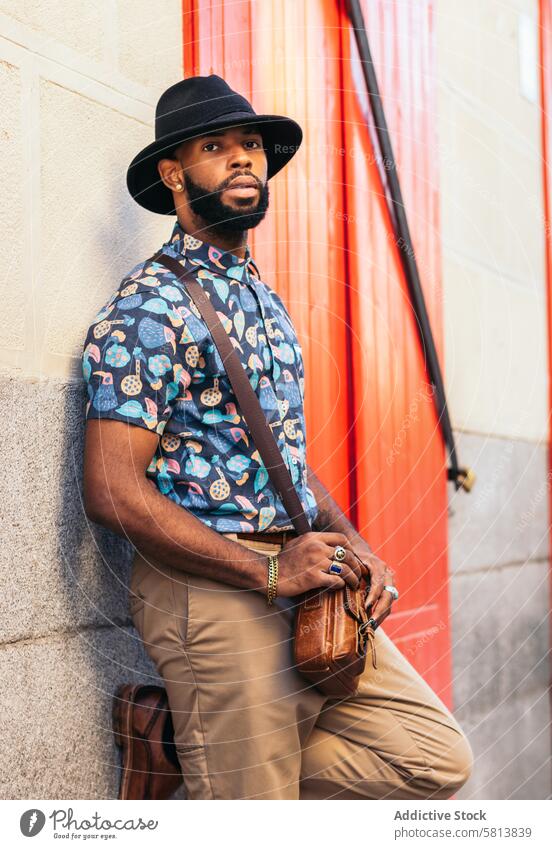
[126,74,303,215]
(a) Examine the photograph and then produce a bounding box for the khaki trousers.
[128,535,473,800]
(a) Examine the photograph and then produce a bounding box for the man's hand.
[276,532,363,597]
[351,544,397,627]
[305,464,398,626]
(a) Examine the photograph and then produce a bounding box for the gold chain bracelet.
[266,554,279,606]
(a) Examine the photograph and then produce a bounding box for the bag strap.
[149,249,312,535]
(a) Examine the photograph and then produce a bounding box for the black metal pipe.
[345,0,473,492]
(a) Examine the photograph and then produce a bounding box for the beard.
[183,171,269,233]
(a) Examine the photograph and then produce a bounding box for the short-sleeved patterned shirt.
[82,219,318,533]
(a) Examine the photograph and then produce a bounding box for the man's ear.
[157,156,181,191]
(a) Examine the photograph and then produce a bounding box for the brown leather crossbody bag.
[150,250,376,697]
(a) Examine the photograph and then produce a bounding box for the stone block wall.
[0,1,184,798]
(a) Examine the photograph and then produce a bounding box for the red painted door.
[182,0,452,702]
[338,0,451,701]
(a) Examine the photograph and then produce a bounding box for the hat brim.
[126,111,303,215]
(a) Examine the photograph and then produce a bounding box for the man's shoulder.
[252,274,296,324]
[115,253,195,300]
[94,253,198,317]
[248,267,289,306]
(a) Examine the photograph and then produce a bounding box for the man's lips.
[223,176,260,198]
[227,176,259,188]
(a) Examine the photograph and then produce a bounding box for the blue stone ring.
[334,545,347,562]
[329,562,343,575]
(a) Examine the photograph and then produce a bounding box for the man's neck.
[177,215,248,259]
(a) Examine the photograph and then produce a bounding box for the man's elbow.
[84,486,112,526]
[83,476,125,528]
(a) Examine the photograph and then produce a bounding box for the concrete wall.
[0,1,183,798]
[436,0,551,798]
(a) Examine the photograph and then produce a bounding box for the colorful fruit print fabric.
[81,219,319,533]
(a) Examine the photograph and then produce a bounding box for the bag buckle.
[358,620,378,668]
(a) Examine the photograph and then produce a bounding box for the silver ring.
[328,562,343,575]
[383,584,399,601]
[334,545,346,562]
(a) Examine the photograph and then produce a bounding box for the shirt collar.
[164,219,261,280]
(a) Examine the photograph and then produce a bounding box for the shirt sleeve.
[293,340,306,403]
[266,285,307,403]
[81,288,200,435]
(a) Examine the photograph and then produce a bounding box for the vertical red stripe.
[182,0,197,74]
[538,0,552,730]
[337,0,358,527]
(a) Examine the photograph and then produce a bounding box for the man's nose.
[228,145,253,170]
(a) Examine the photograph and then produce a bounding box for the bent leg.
[130,542,325,800]
[299,626,473,800]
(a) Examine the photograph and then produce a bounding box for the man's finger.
[344,551,363,581]
[333,548,363,582]
[373,607,392,628]
[313,531,351,548]
[333,560,361,589]
[364,575,385,608]
[317,559,358,589]
[365,565,395,607]
[366,587,394,620]
[317,572,346,591]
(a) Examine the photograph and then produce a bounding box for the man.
[82,75,473,800]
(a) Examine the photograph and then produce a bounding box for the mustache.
[217,171,264,192]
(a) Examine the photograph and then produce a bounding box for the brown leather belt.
[225,529,299,545]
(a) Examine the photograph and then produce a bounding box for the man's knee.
[409,728,474,799]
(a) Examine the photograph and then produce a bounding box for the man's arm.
[83,421,363,600]
[307,463,372,552]
[83,419,268,593]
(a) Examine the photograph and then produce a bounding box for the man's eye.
[202,139,262,151]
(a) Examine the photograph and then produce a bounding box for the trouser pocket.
[128,552,192,656]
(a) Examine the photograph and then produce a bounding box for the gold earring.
[175,183,183,191]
